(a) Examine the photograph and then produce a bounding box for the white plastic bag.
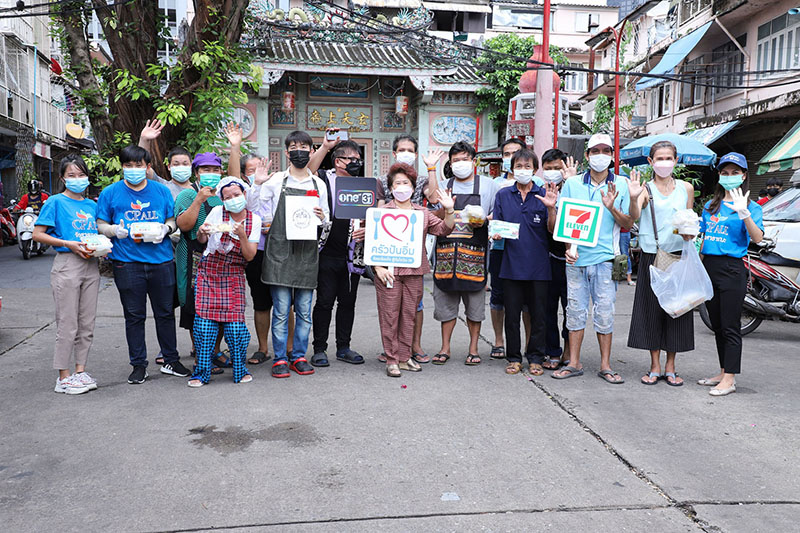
[671,209,700,237]
[649,239,713,318]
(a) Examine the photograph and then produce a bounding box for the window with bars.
[679,0,712,26]
[711,35,746,97]
[757,13,800,78]
[564,64,587,93]
[648,83,670,120]
[680,55,704,109]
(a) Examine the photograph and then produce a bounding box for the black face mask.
[345,160,363,176]
[767,187,780,197]
[288,150,310,169]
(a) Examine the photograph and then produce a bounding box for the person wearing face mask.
[431,141,499,366]
[757,177,783,206]
[32,155,100,395]
[161,147,194,199]
[188,177,261,387]
[96,145,187,385]
[488,138,530,361]
[248,130,330,379]
[374,163,456,377]
[626,141,696,387]
[554,133,639,384]
[540,149,577,371]
[376,134,443,364]
[307,140,370,367]
[697,152,764,396]
[174,152,230,370]
[491,149,558,375]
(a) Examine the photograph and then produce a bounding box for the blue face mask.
[123,167,147,185]
[199,173,221,189]
[170,166,192,183]
[719,174,744,191]
[65,176,89,193]
[223,195,247,213]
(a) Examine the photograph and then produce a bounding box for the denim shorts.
[565,261,617,334]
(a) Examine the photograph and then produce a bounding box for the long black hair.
[706,163,750,215]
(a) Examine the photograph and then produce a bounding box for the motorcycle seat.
[760,250,800,269]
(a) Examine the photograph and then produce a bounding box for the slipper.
[505,361,522,374]
[664,372,683,387]
[247,351,270,365]
[597,369,625,384]
[311,352,330,367]
[528,363,544,376]
[542,357,561,370]
[465,354,481,366]
[378,353,387,363]
[212,352,232,368]
[641,371,662,385]
[187,379,204,388]
[336,349,364,365]
[238,374,253,384]
[552,366,584,379]
[211,367,224,375]
[411,352,430,364]
[432,353,450,365]
[490,346,505,359]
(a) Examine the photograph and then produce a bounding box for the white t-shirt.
[203,205,261,256]
[247,168,330,222]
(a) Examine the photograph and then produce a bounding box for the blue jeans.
[619,232,633,274]
[112,260,178,367]
[271,286,313,362]
[566,261,617,334]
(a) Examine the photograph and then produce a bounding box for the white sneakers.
[54,373,97,395]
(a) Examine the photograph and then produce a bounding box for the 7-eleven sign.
[553,198,604,247]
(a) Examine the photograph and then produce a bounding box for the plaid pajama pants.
[192,315,251,383]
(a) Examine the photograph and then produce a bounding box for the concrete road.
[0,245,798,532]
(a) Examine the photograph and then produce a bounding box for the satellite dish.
[66,123,85,139]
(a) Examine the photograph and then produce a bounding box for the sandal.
[597,369,625,384]
[552,366,584,379]
[465,354,481,366]
[411,352,431,364]
[432,353,450,365]
[505,362,522,374]
[542,357,561,370]
[490,346,505,359]
[212,352,232,368]
[528,363,544,376]
[211,367,224,375]
[664,372,683,387]
[641,371,662,385]
[155,353,165,365]
[247,351,270,365]
[378,353,387,363]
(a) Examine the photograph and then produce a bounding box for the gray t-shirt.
[151,172,190,200]
[439,175,498,215]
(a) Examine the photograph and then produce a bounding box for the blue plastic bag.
[649,239,713,318]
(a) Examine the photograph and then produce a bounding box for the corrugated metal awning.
[758,119,800,175]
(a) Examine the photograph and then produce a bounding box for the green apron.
[261,176,320,289]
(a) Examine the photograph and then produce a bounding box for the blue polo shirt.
[96,179,175,264]
[492,183,551,281]
[35,194,98,253]
[560,171,630,267]
[700,201,763,258]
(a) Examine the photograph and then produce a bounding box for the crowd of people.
[33,122,763,397]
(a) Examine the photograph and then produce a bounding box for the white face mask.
[652,160,676,178]
[392,185,413,202]
[395,152,416,166]
[451,160,474,179]
[514,169,533,185]
[589,153,612,172]
[543,169,563,184]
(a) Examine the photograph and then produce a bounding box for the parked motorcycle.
[15,207,48,259]
[0,206,16,245]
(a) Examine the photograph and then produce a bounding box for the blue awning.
[683,120,739,146]
[635,21,713,91]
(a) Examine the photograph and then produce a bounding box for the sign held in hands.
[334,177,377,219]
[364,207,424,268]
[553,198,604,247]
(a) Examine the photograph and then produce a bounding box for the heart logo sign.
[381,213,409,241]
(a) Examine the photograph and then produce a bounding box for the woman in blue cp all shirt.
[698,152,763,397]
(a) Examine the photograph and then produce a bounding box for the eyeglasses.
[339,156,362,164]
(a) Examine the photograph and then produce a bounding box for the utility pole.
[533,0,554,163]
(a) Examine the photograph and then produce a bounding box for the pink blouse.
[383,201,453,276]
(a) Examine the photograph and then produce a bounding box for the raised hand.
[140,119,164,143]
[600,181,619,211]
[438,188,455,211]
[114,219,128,239]
[563,155,578,178]
[724,187,751,219]
[628,168,644,200]
[535,182,559,208]
[422,149,444,169]
[225,122,243,147]
[321,128,341,151]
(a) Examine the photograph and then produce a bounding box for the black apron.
[434,177,488,291]
[262,176,320,290]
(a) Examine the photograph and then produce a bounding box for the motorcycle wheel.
[698,303,762,336]
[21,239,31,260]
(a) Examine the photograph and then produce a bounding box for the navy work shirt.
[493,184,552,281]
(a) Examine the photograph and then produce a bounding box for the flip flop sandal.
[465,354,481,366]
[378,353,387,363]
[552,366,584,379]
[597,369,625,384]
[528,363,544,376]
[432,353,450,365]
[212,352,232,368]
[664,372,684,387]
[490,346,505,359]
[411,352,431,364]
[542,357,561,370]
[505,362,522,374]
[247,351,270,365]
[641,372,662,385]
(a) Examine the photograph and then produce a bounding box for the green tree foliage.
[475,33,569,136]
